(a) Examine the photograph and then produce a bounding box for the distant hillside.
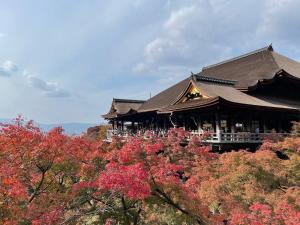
[0,118,98,135]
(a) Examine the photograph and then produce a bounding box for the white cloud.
[0,60,18,77]
[132,0,147,8]
[144,38,176,63]
[24,71,70,98]
[134,0,300,78]
[163,6,198,36]
[132,2,237,77]
[132,62,147,73]
[257,0,300,48]
[44,88,70,98]
[3,61,18,72]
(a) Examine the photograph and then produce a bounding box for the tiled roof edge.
[202,44,273,70]
[113,98,146,103]
[193,74,236,85]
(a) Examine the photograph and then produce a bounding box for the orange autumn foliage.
[0,118,299,225]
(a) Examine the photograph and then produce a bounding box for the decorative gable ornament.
[180,84,208,103]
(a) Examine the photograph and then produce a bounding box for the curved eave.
[239,69,300,92]
[102,113,117,120]
[102,109,139,120]
[158,97,220,114]
[157,95,299,114]
[219,97,299,112]
[137,108,159,113]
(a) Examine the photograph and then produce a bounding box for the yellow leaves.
[191,146,300,217]
[209,201,223,215]
[280,137,300,153]
[196,179,220,205]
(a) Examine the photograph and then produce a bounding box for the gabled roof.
[102,98,145,119]
[137,77,190,112]
[200,45,300,89]
[159,75,299,113]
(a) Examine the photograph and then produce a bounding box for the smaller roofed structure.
[102,98,145,119]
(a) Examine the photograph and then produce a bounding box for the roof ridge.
[113,98,145,103]
[194,74,236,85]
[202,44,273,70]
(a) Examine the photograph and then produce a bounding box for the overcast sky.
[0,0,300,123]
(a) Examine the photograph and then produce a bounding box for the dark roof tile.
[201,45,300,89]
[137,78,190,112]
[102,98,145,119]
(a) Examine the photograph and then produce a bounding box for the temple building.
[103,45,300,148]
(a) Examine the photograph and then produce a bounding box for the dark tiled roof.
[158,97,220,113]
[194,74,236,85]
[113,98,146,104]
[201,45,300,89]
[102,98,145,119]
[251,95,300,110]
[272,51,300,78]
[159,79,298,113]
[137,78,190,112]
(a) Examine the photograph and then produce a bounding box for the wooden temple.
[103,45,300,149]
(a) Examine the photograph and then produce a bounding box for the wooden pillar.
[230,119,235,133]
[112,120,115,130]
[278,114,282,132]
[247,115,251,132]
[174,115,178,128]
[215,113,221,133]
[228,113,235,133]
[263,119,268,133]
[215,112,221,142]
[198,115,202,133]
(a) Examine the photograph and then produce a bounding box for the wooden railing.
[106,129,167,142]
[189,131,289,143]
[106,130,129,142]
[106,130,289,144]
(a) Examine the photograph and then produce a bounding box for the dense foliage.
[0,117,299,224]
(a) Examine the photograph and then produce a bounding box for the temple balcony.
[196,132,288,144]
[105,129,290,144]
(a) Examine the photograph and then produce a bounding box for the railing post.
[216,131,221,142]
